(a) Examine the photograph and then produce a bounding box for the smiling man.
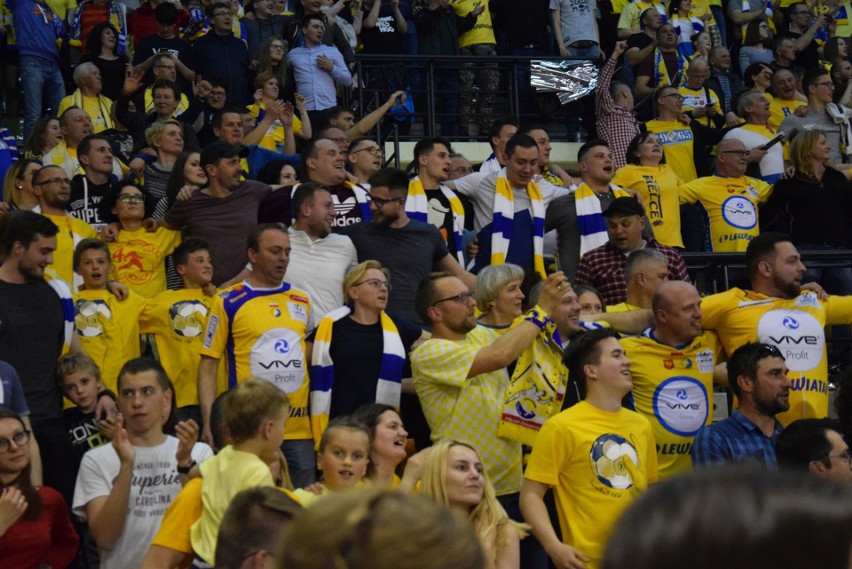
[692,342,790,466]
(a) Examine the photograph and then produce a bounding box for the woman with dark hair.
[823,36,848,67]
[21,117,63,161]
[80,23,130,100]
[353,403,417,489]
[574,285,606,314]
[739,20,773,72]
[0,409,78,567]
[257,36,290,99]
[742,61,773,93]
[163,151,208,212]
[611,131,685,248]
[668,0,707,57]
[256,159,300,186]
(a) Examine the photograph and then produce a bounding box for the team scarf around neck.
[654,47,689,87]
[309,305,405,445]
[46,276,75,356]
[406,177,466,265]
[70,0,128,55]
[492,174,546,279]
[575,183,631,256]
[67,89,114,131]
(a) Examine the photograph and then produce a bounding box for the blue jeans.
[281,438,317,489]
[20,54,65,139]
[568,44,601,59]
[711,6,727,47]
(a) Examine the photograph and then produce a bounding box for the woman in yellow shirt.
[246,73,312,153]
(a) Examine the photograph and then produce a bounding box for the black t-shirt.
[343,219,450,323]
[627,33,653,68]
[423,187,474,258]
[69,174,116,229]
[307,315,422,417]
[360,4,404,54]
[80,54,130,101]
[259,183,365,230]
[132,35,195,95]
[62,407,109,470]
[781,29,819,71]
[0,280,65,422]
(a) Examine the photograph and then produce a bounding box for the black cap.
[604,197,645,217]
[200,141,243,167]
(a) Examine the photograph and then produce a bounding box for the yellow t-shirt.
[58,94,113,133]
[107,226,182,298]
[47,0,76,19]
[611,164,685,248]
[645,120,698,182]
[768,98,806,131]
[449,0,496,47]
[618,1,665,31]
[139,288,227,407]
[679,175,773,252]
[524,401,657,569]
[607,302,642,313]
[247,103,303,153]
[702,288,852,424]
[43,213,98,292]
[190,446,275,564]
[201,282,312,440]
[412,334,523,496]
[621,330,720,479]
[73,289,146,393]
[678,85,722,127]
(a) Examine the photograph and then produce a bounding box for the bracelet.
[525,307,552,330]
[97,389,116,401]
[177,460,197,475]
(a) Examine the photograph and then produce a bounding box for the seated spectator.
[768,68,806,130]
[635,24,689,98]
[69,0,129,56]
[739,20,774,72]
[722,90,783,183]
[741,61,773,100]
[58,63,114,134]
[193,3,251,106]
[353,403,420,489]
[80,23,131,101]
[196,77,230,147]
[692,342,789,466]
[133,3,195,96]
[770,36,800,73]
[689,31,711,61]
[612,131,685,248]
[776,418,852,482]
[0,409,78,569]
[2,159,42,211]
[21,117,63,161]
[450,153,474,179]
[575,197,689,306]
[257,159,299,186]
[420,440,526,569]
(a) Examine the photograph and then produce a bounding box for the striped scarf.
[492,174,546,278]
[66,89,114,131]
[70,0,128,55]
[575,183,631,256]
[46,276,75,356]
[406,177,466,265]
[653,48,689,88]
[309,306,405,445]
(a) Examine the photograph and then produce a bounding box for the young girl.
[421,440,527,569]
[295,417,371,507]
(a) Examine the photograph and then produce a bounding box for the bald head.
[652,280,704,345]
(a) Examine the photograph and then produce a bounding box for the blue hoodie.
[7,0,66,61]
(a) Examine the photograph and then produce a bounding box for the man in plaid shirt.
[575,197,690,306]
[597,41,640,169]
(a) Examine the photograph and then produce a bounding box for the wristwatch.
[177,460,197,474]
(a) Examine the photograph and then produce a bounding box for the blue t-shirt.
[0,360,29,416]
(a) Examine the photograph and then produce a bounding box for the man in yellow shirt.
[622,281,724,479]
[58,63,113,134]
[521,328,657,569]
[449,0,497,137]
[678,58,726,128]
[680,138,773,252]
[768,68,807,130]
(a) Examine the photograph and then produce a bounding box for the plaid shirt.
[596,56,641,170]
[574,239,690,306]
[691,410,783,467]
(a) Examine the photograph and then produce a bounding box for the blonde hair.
[788,129,826,179]
[473,263,524,313]
[343,260,390,304]
[55,353,102,385]
[2,159,40,209]
[224,378,290,443]
[420,440,528,561]
[145,118,183,149]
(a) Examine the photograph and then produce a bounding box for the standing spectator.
[68,133,119,230]
[133,3,196,96]
[58,62,114,134]
[194,3,251,106]
[739,20,774,72]
[20,116,63,161]
[69,0,129,56]
[287,13,352,127]
[450,0,497,138]
[143,119,186,215]
[361,0,407,56]
[550,0,600,59]
[635,24,689,98]
[80,23,131,100]
[478,116,518,174]
[596,41,640,170]
[706,45,744,118]
[723,90,783,183]
[117,76,202,152]
[727,0,770,45]
[246,0,287,67]
[780,4,825,71]
[129,0,190,43]
[692,342,788,466]
[624,7,663,89]
[257,37,291,100]
[668,0,706,57]
[348,137,383,185]
[284,0,356,71]
[8,0,67,138]
[618,0,666,39]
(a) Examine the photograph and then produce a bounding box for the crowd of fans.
[5,0,852,568]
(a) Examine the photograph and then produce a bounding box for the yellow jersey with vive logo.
[701,288,852,425]
[621,329,721,479]
[201,281,312,440]
[679,175,773,252]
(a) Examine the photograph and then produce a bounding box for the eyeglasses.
[369,195,403,208]
[351,146,383,157]
[213,10,230,17]
[432,291,475,306]
[744,343,783,371]
[815,81,835,88]
[118,194,145,204]
[353,278,391,290]
[270,44,285,50]
[36,177,71,186]
[660,92,684,100]
[719,149,751,159]
[209,91,226,98]
[0,430,31,453]
[828,450,852,465]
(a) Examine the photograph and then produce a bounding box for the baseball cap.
[603,197,645,217]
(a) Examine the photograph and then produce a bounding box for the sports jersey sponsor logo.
[589,434,639,490]
[288,301,307,323]
[169,300,208,337]
[250,329,305,393]
[75,299,111,337]
[696,349,714,373]
[721,195,757,230]
[795,292,819,307]
[203,315,219,349]
[664,359,674,369]
[658,442,692,455]
[757,310,824,372]
[655,129,693,145]
[290,294,309,304]
[652,376,709,436]
[332,195,357,216]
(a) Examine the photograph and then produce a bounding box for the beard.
[772,272,802,299]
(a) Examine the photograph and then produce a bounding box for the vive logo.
[783,316,800,330]
[274,339,290,354]
[676,389,688,400]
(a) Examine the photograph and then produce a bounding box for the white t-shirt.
[73,436,214,569]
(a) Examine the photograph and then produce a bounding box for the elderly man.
[678,57,728,128]
[722,90,781,183]
[606,249,672,312]
[575,197,689,306]
[680,138,773,252]
[768,68,806,130]
[705,45,744,118]
[43,107,125,179]
[58,63,114,133]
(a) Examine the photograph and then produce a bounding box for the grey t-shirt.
[779,109,845,165]
[549,0,598,45]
